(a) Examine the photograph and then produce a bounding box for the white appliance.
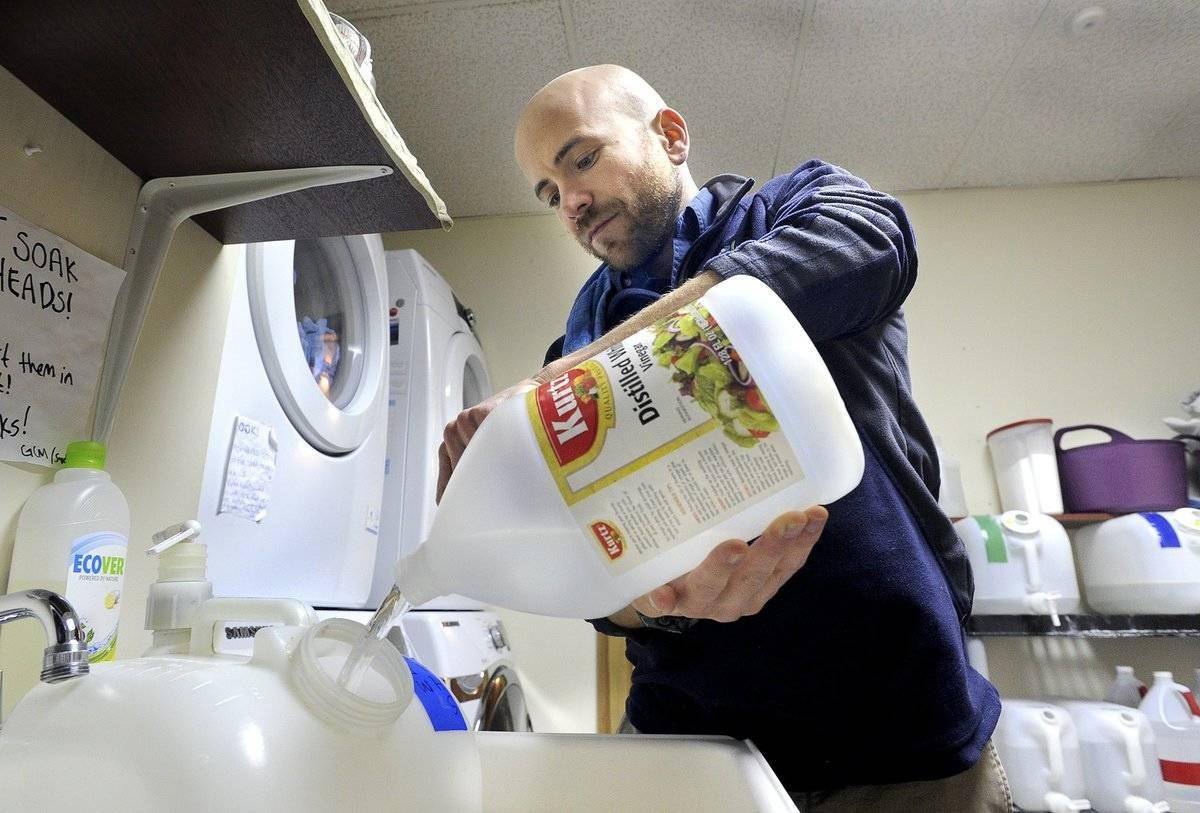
[197,234,389,608]
[954,511,1083,622]
[320,251,528,729]
[1075,509,1200,614]
[370,248,491,608]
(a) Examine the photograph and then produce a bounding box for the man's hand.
[437,378,538,502]
[610,506,829,627]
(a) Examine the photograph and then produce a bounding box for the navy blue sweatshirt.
[546,160,999,793]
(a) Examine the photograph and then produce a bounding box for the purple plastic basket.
[1054,424,1188,513]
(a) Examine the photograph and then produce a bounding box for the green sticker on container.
[975,515,1008,563]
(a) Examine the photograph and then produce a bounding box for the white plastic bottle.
[1106,665,1149,708]
[0,441,130,715]
[1141,671,1200,811]
[396,275,864,618]
[143,521,212,656]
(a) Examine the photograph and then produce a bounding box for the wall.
[0,66,140,591]
[0,65,238,713]
[386,176,1200,724]
[901,179,1200,698]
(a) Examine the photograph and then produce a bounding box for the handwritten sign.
[0,206,126,467]
[218,416,278,523]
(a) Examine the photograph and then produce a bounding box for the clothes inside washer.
[297,316,340,391]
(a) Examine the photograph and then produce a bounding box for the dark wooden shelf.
[968,614,1200,638]
[2,0,449,243]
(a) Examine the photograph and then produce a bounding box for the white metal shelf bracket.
[92,164,393,443]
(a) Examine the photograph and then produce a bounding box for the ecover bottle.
[0,440,130,714]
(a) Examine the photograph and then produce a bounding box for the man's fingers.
[710,512,806,618]
[670,539,748,618]
[761,507,828,598]
[632,584,679,618]
[435,444,453,503]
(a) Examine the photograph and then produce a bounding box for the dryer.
[197,234,389,608]
[371,249,491,608]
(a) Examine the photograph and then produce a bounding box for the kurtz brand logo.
[590,521,625,560]
[537,367,602,466]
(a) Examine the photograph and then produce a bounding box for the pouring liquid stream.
[336,585,412,692]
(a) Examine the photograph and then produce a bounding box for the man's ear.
[655,108,690,166]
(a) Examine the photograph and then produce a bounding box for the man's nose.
[560,186,592,223]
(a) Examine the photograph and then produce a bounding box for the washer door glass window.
[248,236,387,455]
[293,239,364,408]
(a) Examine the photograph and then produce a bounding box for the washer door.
[248,237,386,454]
[441,330,492,424]
[477,665,532,732]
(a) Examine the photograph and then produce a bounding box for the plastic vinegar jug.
[1141,671,1200,811]
[0,440,130,716]
[397,275,864,618]
[1106,665,1150,709]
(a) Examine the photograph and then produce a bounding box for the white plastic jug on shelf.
[1075,509,1200,615]
[1106,665,1150,709]
[994,699,1091,812]
[1142,672,1200,813]
[953,511,1083,624]
[1059,700,1170,813]
[396,276,864,618]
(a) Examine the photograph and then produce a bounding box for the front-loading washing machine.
[197,234,389,608]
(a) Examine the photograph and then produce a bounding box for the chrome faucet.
[0,589,90,684]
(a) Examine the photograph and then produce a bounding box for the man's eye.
[577,151,596,170]
[548,192,560,208]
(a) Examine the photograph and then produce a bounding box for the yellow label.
[528,301,803,574]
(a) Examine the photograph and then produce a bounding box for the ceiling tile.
[569,0,805,189]
[776,0,1044,193]
[1121,91,1200,181]
[946,0,1200,188]
[353,1,572,218]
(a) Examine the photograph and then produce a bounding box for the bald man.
[439,66,1006,811]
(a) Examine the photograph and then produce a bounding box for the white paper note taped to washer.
[218,416,278,523]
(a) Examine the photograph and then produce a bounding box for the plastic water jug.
[1106,665,1149,709]
[397,276,864,617]
[1142,672,1200,812]
[994,699,1091,812]
[0,598,481,811]
[1059,700,1169,813]
[954,511,1083,623]
[1075,509,1200,614]
[0,593,799,812]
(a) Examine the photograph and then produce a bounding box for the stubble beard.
[581,161,683,273]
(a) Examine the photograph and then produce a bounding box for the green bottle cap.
[63,440,106,470]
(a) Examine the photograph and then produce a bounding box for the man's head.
[515,65,698,272]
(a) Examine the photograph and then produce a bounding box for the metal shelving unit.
[968,614,1200,639]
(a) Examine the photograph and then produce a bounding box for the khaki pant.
[791,741,1013,813]
[618,718,1013,812]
